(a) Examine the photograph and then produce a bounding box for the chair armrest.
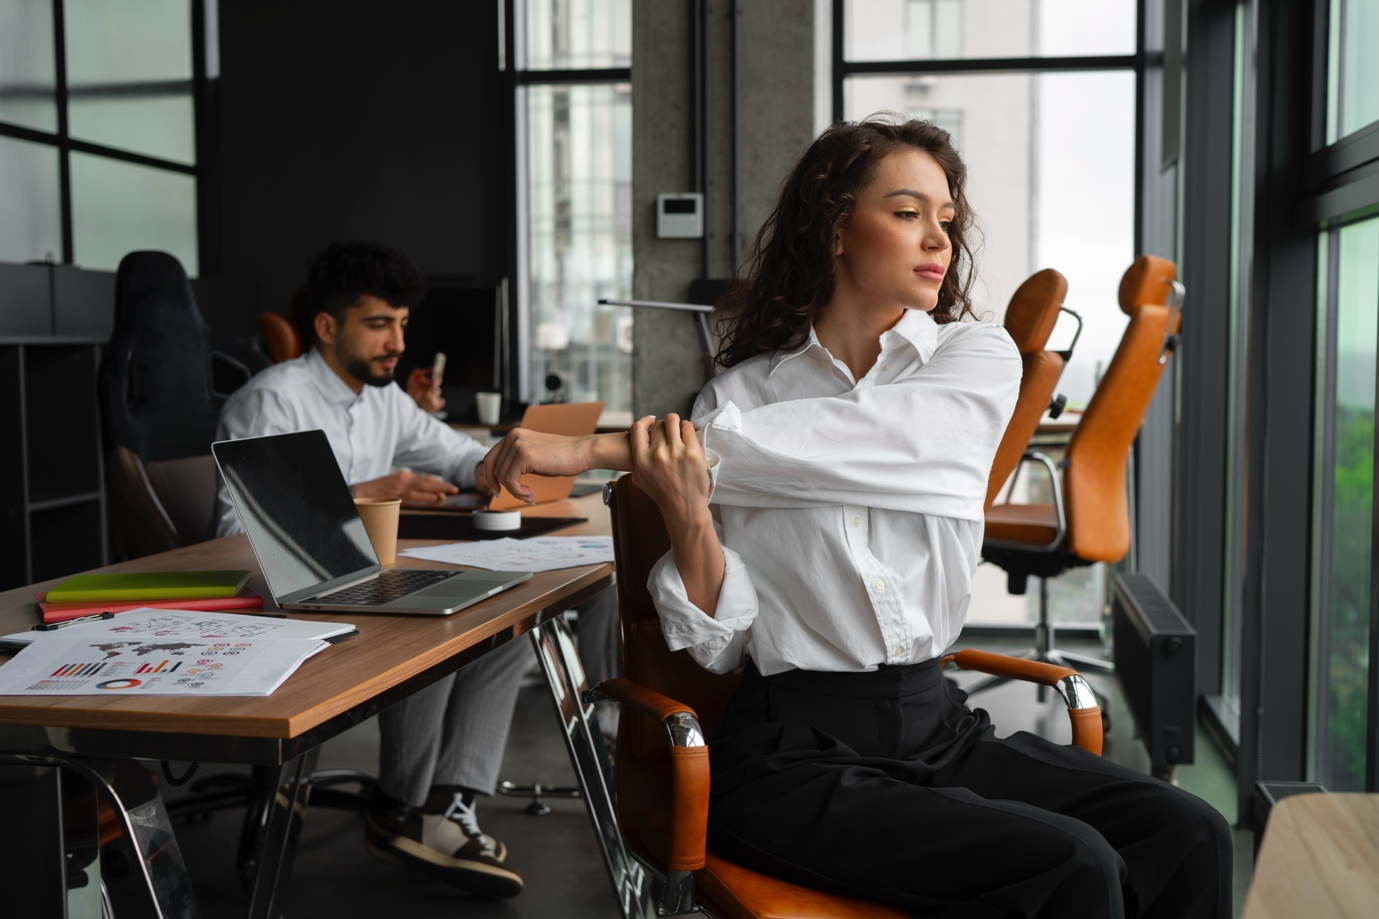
[589,678,710,872]
[942,650,1102,755]
[987,450,1067,552]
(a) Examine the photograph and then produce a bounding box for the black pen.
[34,611,117,631]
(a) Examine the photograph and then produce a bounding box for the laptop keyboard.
[317,569,456,605]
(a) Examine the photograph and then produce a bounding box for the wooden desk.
[0,493,643,919]
[1241,793,1379,918]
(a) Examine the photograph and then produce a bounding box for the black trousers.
[707,660,1232,919]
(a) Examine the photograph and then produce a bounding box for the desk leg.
[0,753,202,918]
[244,748,319,919]
[531,617,654,919]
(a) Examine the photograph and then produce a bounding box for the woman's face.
[833,148,954,315]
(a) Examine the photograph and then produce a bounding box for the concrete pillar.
[630,0,817,418]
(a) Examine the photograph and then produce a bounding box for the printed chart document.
[1,608,355,648]
[400,535,615,573]
[0,630,326,696]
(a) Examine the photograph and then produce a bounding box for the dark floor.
[101,638,1254,918]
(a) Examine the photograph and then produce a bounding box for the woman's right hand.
[631,413,712,531]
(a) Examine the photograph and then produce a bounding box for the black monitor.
[396,280,505,423]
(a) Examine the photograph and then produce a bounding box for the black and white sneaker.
[365,789,522,898]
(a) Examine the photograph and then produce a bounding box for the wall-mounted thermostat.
[656,193,704,239]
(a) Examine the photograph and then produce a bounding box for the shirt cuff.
[649,542,756,671]
[696,402,742,503]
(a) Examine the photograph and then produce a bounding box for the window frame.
[502,0,632,412]
[0,0,204,270]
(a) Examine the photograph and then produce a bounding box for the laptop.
[212,430,532,615]
[405,401,606,511]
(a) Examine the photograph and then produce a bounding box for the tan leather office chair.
[987,268,1072,511]
[981,255,1184,679]
[258,310,305,364]
[593,476,1102,917]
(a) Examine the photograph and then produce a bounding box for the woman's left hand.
[631,413,712,531]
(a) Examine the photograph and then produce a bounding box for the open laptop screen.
[213,430,378,599]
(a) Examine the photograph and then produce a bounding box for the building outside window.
[514,0,632,424]
[1310,0,1379,792]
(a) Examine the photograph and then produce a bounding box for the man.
[215,241,525,897]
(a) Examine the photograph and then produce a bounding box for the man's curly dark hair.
[715,115,978,369]
[305,241,428,341]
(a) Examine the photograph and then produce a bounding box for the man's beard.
[341,351,401,388]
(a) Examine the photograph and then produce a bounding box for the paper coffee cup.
[353,498,402,565]
[476,391,501,426]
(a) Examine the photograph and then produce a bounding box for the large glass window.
[0,136,62,264]
[70,152,198,274]
[842,0,1139,626]
[64,0,196,165]
[845,0,1135,61]
[0,0,58,133]
[1313,216,1379,792]
[526,81,633,415]
[516,0,632,423]
[0,1,199,272]
[1326,0,1379,142]
[526,0,630,70]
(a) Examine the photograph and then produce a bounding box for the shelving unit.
[0,261,113,591]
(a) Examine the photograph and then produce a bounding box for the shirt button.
[894,645,904,656]
[853,516,861,526]
[874,580,885,591]
[883,363,892,371]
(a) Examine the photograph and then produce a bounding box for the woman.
[483,116,1230,918]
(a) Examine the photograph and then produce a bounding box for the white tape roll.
[472,509,522,531]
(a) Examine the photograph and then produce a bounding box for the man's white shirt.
[214,347,487,537]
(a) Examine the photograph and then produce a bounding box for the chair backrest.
[259,311,305,364]
[106,446,219,557]
[1063,255,1182,562]
[986,269,1068,510]
[607,475,741,861]
[98,251,266,557]
[99,251,266,463]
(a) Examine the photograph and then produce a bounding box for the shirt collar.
[305,347,365,406]
[768,307,939,375]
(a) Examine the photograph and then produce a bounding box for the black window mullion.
[841,54,1140,77]
[831,0,844,123]
[52,0,71,264]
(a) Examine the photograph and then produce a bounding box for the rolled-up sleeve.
[650,535,758,674]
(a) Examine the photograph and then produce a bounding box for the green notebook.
[45,571,252,603]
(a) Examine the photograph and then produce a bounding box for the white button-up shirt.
[650,309,1020,676]
[214,348,487,537]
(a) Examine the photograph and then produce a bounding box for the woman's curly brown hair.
[715,115,977,369]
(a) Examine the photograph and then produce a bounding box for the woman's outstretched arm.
[480,428,634,503]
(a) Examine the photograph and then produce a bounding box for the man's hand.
[352,470,458,503]
[406,368,446,414]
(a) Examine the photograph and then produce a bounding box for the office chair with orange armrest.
[588,476,1102,918]
[979,255,1184,690]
